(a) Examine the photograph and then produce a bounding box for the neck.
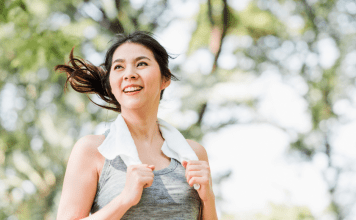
[121,104,162,145]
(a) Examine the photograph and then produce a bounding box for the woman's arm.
[185,140,218,220]
[56,135,155,220]
[56,135,132,220]
[56,135,103,219]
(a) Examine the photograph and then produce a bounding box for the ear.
[160,76,171,90]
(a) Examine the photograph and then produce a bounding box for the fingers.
[127,164,155,188]
[188,176,209,187]
[185,169,210,183]
[141,166,154,188]
[185,170,203,181]
[182,160,203,168]
[184,162,210,174]
[128,164,155,172]
[142,176,154,188]
[183,161,211,188]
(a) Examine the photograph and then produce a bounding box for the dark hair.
[55,31,178,112]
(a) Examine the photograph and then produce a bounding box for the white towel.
[98,114,200,189]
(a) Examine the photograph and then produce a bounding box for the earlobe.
[161,78,171,90]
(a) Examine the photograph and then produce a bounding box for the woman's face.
[109,43,170,112]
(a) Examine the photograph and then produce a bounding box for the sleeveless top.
[90,130,201,219]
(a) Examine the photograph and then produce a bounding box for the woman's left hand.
[182,160,214,202]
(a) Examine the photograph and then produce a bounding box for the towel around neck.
[97,114,199,167]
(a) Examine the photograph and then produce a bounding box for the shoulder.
[75,134,106,150]
[68,134,106,173]
[71,134,106,157]
[186,139,209,163]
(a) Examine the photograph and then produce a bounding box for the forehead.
[112,43,154,61]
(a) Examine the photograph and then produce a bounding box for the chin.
[121,101,145,110]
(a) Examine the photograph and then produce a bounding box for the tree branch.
[149,0,168,31]
[300,0,318,33]
[197,102,207,126]
[98,6,125,34]
[211,0,229,73]
[115,0,121,10]
[207,0,215,26]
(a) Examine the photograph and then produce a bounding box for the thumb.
[182,160,188,168]
[148,165,155,171]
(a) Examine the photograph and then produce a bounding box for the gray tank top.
[90,130,201,219]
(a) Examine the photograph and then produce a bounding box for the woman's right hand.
[121,164,155,207]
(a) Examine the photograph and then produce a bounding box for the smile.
[123,86,143,93]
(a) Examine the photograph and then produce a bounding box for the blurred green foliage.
[1,0,355,219]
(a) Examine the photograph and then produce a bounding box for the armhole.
[96,129,111,193]
[96,158,110,194]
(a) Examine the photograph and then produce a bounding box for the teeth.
[124,87,142,92]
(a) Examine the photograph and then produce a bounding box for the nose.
[123,66,138,80]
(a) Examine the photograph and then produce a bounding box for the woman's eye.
[114,65,123,70]
[137,62,148,67]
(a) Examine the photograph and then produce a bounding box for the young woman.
[55,31,218,219]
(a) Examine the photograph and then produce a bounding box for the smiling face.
[109,43,170,113]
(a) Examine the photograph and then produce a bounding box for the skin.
[56,43,218,220]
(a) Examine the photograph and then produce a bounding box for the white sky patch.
[81,2,103,21]
[286,75,309,96]
[86,52,103,66]
[287,15,305,33]
[317,38,340,69]
[83,26,98,39]
[344,51,356,77]
[181,58,198,74]
[158,82,182,120]
[228,0,251,11]
[49,13,70,30]
[210,82,256,104]
[257,71,311,133]
[237,35,253,49]
[194,49,214,74]
[330,121,356,159]
[204,124,330,217]
[155,20,195,54]
[22,180,36,195]
[130,0,146,10]
[154,0,199,55]
[180,49,214,75]
[162,110,198,130]
[0,83,18,131]
[285,53,304,72]
[285,163,330,215]
[221,35,240,53]
[82,43,104,66]
[305,52,319,67]
[168,0,200,18]
[333,99,353,117]
[217,53,238,70]
[346,1,356,14]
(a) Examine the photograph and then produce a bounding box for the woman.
[55,31,218,219]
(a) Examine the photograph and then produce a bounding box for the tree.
[0,0,355,219]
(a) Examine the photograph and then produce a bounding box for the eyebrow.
[112,56,151,64]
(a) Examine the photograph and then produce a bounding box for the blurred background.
[1,0,356,219]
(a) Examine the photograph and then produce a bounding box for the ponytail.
[54,48,121,112]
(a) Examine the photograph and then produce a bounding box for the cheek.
[109,74,121,94]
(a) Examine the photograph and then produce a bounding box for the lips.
[123,85,143,93]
